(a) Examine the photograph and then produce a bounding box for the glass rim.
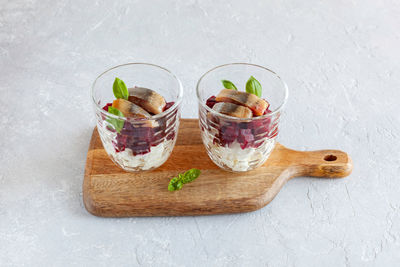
[91,62,183,122]
[196,62,289,121]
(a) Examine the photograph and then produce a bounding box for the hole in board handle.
[324,155,337,161]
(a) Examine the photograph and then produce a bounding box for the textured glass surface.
[197,63,288,172]
[91,63,182,172]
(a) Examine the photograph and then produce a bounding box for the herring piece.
[112,99,151,118]
[128,87,166,115]
[212,102,253,118]
[215,89,269,116]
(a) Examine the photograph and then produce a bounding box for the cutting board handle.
[284,146,353,178]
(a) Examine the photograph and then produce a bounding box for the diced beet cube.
[113,139,126,152]
[102,103,113,112]
[253,124,269,139]
[101,103,114,121]
[263,107,272,115]
[220,124,239,145]
[214,134,228,146]
[250,116,271,139]
[166,131,175,141]
[207,113,219,127]
[129,142,151,156]
[238,122,249,129]
[206,96,217,109]
[129,127,153,140]
[119,121,133,133]
[151,125,164,137]
[213,136,220,145]
[238,128,255,149]
[253,140,264,148]
[163,101,175,111]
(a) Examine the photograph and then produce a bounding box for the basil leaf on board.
[107,106,125,133]
[221,80,238,90]
[168,177,184,191]
[176,181,183,190]
[168,168,201,191]
[245,76,262,97]
[168,177,180,191]
[181,168,201,184]
[113,77,129,100]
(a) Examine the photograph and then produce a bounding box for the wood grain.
[83,119,353,217]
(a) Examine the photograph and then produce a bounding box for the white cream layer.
[205,137,276,172]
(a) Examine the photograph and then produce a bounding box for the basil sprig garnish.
[221,76,262,97]
[221,80,238,90]
[168,168,201,191]
[245,76,262,97]
[107,106,125,133]
[113,77,129,100]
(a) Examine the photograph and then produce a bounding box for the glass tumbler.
[197,63,288,172]
[91,63,183,172]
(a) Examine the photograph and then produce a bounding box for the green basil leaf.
[181,168,201,184]
[176,181,183,190]
[245,76,262,97]
[168,177,184,191]
[107,106,125,133]
[221,80,238,90]
[168,177,179,191]
[113,77,129,100]
[168,168,201,191]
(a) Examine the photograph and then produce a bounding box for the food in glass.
[197,63,288,172]
[91,63,183,172]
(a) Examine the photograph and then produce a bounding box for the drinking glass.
[91,63,183,172]
[197,63,288,172]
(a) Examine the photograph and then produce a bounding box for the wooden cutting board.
[83,119,352,217]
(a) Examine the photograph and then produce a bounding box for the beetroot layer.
[102,101,176,155]
[205,96,277,149]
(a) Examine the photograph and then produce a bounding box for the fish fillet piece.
[128,87,166,115]
[215,89,269,116]
[112,99,151,118]
[212,102,253,118]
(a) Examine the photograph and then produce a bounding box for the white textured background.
[1,0,400,266]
